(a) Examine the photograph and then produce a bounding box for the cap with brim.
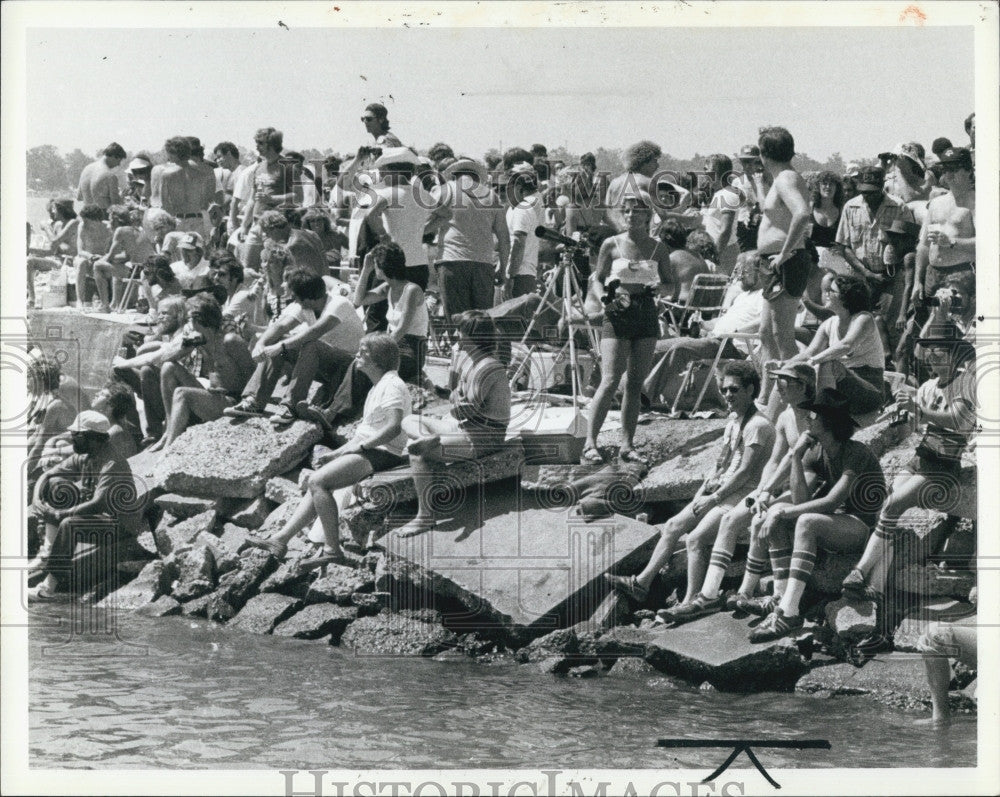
[443,157,488,183]
[68,410,111,435]
[178,232,204,250]
[938,147,972,166]
[797,388,859,426]
[373,147,420,169]
[737,144,760,160]
[915,336,976,364]
[855,167,885,192]
[127,157,152,172]
[772,362,816,383]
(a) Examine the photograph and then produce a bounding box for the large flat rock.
[795,653,954,711]
[155,417,321,498]
[380,488,661,638]
[355,445,525,511]
[603,613,807,689]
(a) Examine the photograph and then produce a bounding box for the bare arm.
[493,209,511,272]
[808,313,876,364]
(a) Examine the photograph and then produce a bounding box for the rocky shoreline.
[69,404,976,718]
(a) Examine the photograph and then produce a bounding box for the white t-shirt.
[356,370,412,457]
[280,291,364,357]
[701,187,741,248]
[170,257,209,288]
[506,193,544,278]
[376,183,433,268]
[711,289,763,337]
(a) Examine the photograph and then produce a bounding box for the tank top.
[820,313,885,370]
[610,240,662,287]
[386,283,429,338]
[809,215,838,247]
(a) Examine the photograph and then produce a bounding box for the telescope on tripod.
[507,227,602,405]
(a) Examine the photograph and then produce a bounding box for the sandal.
[619,448,649,467]
[298,550,348,572]
[580,445,604,466]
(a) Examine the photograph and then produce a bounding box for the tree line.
[27,143,850,195]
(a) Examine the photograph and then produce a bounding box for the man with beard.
[28,411,141,601]
[112,295,189,444]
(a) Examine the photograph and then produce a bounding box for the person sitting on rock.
[112,295,189,444]
[840,336,976,635]
[395,311,512,535]
[224,268,363,426]
[248,333,411,566]
[606,361,774,611]
[146,294,254,452]
[26,353,78,489]
[28,411,142,602]
[748,388,886,642]
[681,362,817,621]
[208,250,265,343]
[140,254,184,323]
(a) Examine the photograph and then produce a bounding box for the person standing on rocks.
[248,333,411,567]
[606,361,774,611]
[77,142,125,210]
[748,388,886,643]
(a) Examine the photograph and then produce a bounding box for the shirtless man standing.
[77,143,125,210]
[755,127,812,411]
[911,146,975,304]
[151,137,204,236]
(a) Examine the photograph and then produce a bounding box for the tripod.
[508,246,601,405]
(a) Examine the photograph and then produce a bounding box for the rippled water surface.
[29,607,975,769]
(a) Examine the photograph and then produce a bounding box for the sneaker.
[604,573,649,603]
[853,631,894,656]
[224,397,264,418]
[725,590,752,612]
[269,405,297,427]
[736,593,779,618]
[748,609,803,643]
[661,592,724,622]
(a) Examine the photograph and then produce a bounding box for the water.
[29,607,975,770]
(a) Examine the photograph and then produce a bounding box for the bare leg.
[633,503,701,590]
[918,652,953,727]
[308,454,373,554]
[779,513,869,618]
[855,473,924,591]
[585,336,630,451]
[93,261,113,311]
[75,256,93,308]
[151,387,227,450]
[621,337,656,451]
[270,491,318,546]
[681,506,727,602]
[703,503,753,599]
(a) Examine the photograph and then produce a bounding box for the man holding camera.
[145,294,254,451]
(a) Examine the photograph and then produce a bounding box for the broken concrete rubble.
[156,417,321,498]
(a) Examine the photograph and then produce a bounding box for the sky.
[24,24,974,162]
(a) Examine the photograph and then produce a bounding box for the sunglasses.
[361,115,376,122]
[720,386,743,395]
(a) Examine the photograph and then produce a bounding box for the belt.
[178,212,203,219]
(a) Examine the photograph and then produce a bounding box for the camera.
[922,292,963,311]
[181,332,207,348]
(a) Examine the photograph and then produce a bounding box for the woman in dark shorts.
[396,311,512,533]
[248,333,411,567]
[841,336,976,605]
[581,192,673,466]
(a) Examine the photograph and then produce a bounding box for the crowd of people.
[25,107,979,724]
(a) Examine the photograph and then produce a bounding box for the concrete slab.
[380,488,661,636]
[796,653,940,710]
[603,612,807,688]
